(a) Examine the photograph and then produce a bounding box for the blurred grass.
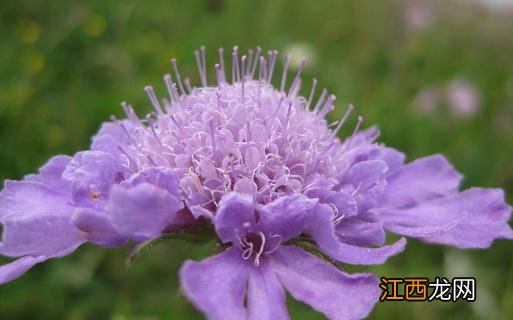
[1,0,513,319]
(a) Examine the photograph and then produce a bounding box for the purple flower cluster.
[1,47,512,319]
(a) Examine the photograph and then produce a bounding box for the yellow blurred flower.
[16,20,41,44]
[20,50,45,75]
[82,13,106,37]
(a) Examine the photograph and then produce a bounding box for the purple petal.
[343,160,388,187]
[215,192,256,243]
[324,191,358,218]
[305,184,357,219]
[91,120,133,150]
[248,266,289,320]
[25,155,72,192]
[258,195,317,241]
[72,208,127,247]
[342,160,388,212]
[90,135,124,158]
[376,147,406,176]
[382,154,463,208]
[180,248,249,320]
[271,246,381,320]
[124,166,180,195]
[63,151,124,207]
[108,182,183,241]
[0,255,46,285]
[336,214,386,246]
[381,188,513,248]
[63,151,121,186]
[306,204,406,265]
[0,181,84,257]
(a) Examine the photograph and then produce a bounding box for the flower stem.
[285,236,346,271]
[126,226,216,266]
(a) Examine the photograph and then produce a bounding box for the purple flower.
[1,47,511,319]
[180,192,380,320]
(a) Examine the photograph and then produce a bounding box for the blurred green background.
[1,0,513,319]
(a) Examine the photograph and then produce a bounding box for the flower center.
[240,231,266,266]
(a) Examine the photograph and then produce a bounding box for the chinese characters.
[380,277,476,302]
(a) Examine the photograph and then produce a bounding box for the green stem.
[126,226,216,266]
[285,237,346,271]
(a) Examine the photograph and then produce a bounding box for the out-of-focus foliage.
[1,0,512,319]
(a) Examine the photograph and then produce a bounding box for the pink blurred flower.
[447,79,480,118]
[405,2,434,30]
[413,87,440,113]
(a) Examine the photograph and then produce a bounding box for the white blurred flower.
[283,42,318,70]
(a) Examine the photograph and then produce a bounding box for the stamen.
[216,90,222,108]
[267,50,278,83]
[200,46,207,85]
[194,49,207,87]
[121,101,142,126]
[250,46,262,79]
[313,88,327,113]
[307,78,318,110]
[242,245,253,260]
[170,114,183,133]
[284,100,293,128]
[318,94,336,118]
[218,47,226,83]
[163,74,177,105]
[346,116,364,149]
[253,231,266,267]
[146,114,164,146]
[232,46,240,83]
[333,104,354,136]
[144,86,164,115]
[258,57,267,108]
[171,58,186,96]
[214,64,222,90]
[116,118,136,145]
[184,78,192,93]
[280,53,292,92]
[270,92,286,120]
[288,58,306,97]
[241,55,247,103]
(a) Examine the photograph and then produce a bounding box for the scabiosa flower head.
[1,46,512,320]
